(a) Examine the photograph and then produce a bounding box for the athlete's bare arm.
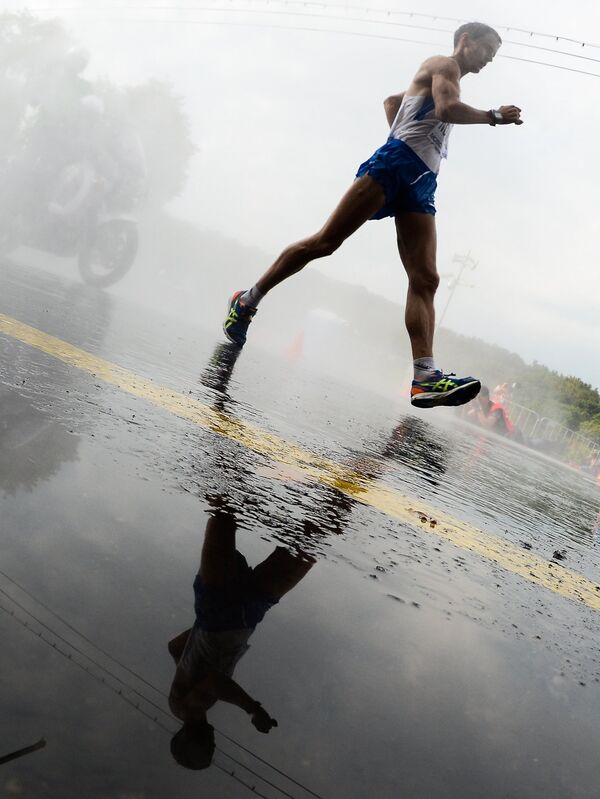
[385,55,522,127]
[383,92,404,126]
[206,672,277,732]
[432,56,522,124]
[171,669,277,731]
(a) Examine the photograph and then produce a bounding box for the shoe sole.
[411,379,481,409]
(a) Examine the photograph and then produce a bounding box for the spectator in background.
[491,382,517,405]
[469,385,522,440]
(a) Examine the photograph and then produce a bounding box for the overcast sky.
[10,0,600,389]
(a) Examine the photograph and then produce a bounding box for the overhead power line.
[23,2,600,78]
[84,15,600,79]
[27,1,600,50]
[0,599,306,798]
[0,574,326,799]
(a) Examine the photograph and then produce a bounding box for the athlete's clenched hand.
[251,705,278,733]
[498,105,523,125]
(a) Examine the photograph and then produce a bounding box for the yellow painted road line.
[1,311,599,610]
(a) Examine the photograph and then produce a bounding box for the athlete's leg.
[168,628,193,663]
[224,175,385,346]
[255,175,385,295]
[394,212,439,360]
[168,512,238,663]
[198,512,237,588]
[251,546,315,600]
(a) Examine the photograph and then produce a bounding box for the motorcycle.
[41,160,141,288]
[0,117,146,289]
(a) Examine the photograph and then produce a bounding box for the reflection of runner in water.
[199,341,449,501]
[223,22,522,410]
[168,508,315,770]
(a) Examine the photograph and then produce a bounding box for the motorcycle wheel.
[78,219,138,288]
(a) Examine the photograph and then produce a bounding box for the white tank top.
[389,95,453,174]
[180,624,253,680]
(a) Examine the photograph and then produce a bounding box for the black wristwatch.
[488,109,503,126]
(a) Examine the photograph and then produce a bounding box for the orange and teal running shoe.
[410,371,480,409]
[223,290,257,346]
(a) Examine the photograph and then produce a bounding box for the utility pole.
[436,252,478,330]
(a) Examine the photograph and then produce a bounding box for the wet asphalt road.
[1,259,600,799]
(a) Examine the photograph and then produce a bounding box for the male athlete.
[223,22,522,408]
[168,508,314,769]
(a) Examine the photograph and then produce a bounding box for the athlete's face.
[466,33,500,72]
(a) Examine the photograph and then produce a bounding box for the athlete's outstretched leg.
[395,212,439,360]
[252,546,315,601]
[257,174,385,294]
[223,175,385,345]
[395,211,480,408]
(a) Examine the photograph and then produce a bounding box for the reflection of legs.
[169,628,192,663]
[252,547,316,600]
[395,213,439,360]
[199,512,238,588]
[169,512,238,663]
[255,175,385,295]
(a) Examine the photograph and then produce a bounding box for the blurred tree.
[580,415,600,444]
[0,12,74,160]
[126,79,196,207]
[0,11,195,209]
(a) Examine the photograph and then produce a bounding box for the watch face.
[493,110,503,122]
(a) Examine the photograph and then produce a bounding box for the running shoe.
[223,290,257,346]
[410,371,481,409]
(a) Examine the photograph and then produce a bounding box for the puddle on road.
[1,274,600,798]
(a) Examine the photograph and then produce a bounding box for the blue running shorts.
[193,552,279,632]
[355,138,437,219]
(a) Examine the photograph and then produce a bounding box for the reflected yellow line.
[1,311,599,610]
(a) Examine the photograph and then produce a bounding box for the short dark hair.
[454,22,502,48]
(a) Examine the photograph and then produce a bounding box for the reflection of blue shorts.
[356,138,437,219]
[193,552,279,632]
